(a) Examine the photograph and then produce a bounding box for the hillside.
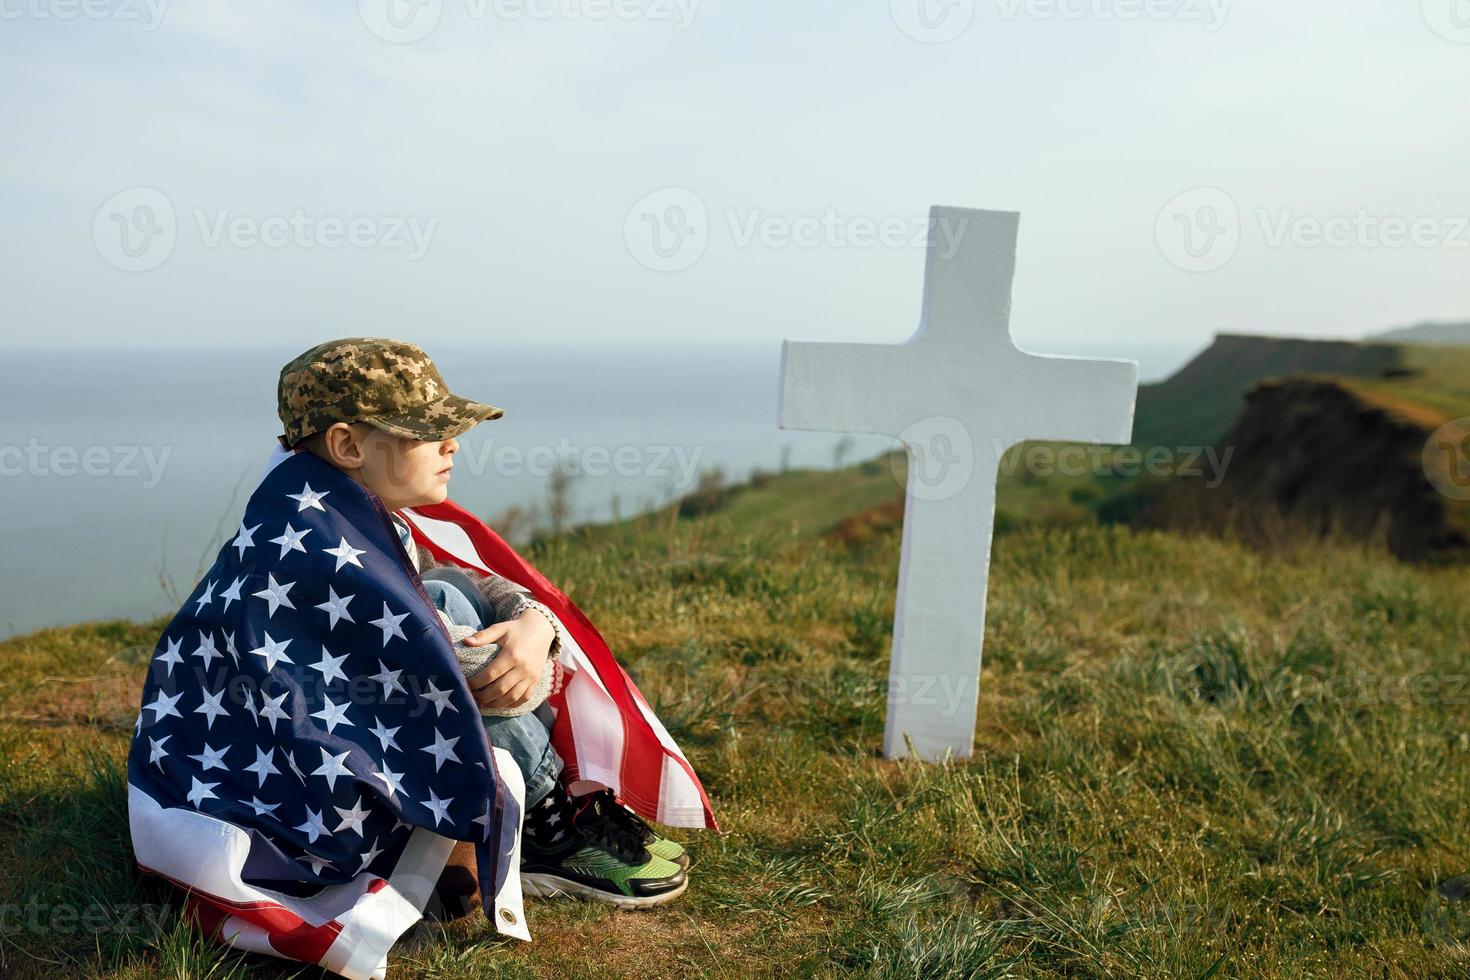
[1348,342,1470,422]
[3,461,1469,977]
[1131,333,1404,450]
[1140,376,1470,562]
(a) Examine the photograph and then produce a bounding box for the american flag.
[126,448,528,979]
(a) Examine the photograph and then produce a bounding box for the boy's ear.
[321,421,367,470]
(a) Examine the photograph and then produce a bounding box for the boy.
[276,337,690,905]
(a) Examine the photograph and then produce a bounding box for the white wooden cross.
[778,206,1139,761]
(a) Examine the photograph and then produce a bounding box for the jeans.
[421,566,561,807]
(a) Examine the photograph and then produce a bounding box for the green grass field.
[3,462,1469,978]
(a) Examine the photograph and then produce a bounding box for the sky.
[2,0,1466,360]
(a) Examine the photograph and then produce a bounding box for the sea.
[0,340,1199,639]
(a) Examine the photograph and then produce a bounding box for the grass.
[1351,343,1470,424]
[2,462,1470,977]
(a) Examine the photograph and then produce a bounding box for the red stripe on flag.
[166,870,343,965]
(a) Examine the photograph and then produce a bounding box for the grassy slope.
[1134,334,1470,452]
[3,465,1470,978]
[1349,343,1470,424]
[1017,337,1470,545]
[577,456,909,549]
[1132,334,1405,450]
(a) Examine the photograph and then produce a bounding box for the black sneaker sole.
[521,871,689,909]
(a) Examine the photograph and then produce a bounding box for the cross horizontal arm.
[1011,352,1139,446]
[778,339,915,438]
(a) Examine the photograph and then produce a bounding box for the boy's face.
[317,421,458,511]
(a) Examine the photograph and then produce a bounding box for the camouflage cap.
[277,337,504,450]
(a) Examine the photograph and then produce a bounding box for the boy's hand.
[464,609,554,711]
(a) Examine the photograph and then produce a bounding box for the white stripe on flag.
[563,667,626,791]
[656,752,708,827]
[399,509,494,576]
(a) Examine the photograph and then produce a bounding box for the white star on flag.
[244,746,280,788]
[246,797,280,818]
[193,579,215,614]
[143,689,183,723]
[370,603,409,646]
[295,806,330,844]
[191,630,222,670]
[288,482,330,512]
[356,836,385,873]
[223,630,239,667]
[250,632,295,673]
[420,728,461,771]
[315,587,356,630]
[424,788,453,827]
[188,743,230,772]
[311,695,353,733]
[334,797,370,835]
[258,690,290,732]
[232,522,260,559]
[147,734,171,771]
[219,577,245,613]
[186,777,219,809]
[371,764,404,800]
[312,747,353,791]
[308,646,351,685]
[324,537,366,572]
[194,687,231,730]
[370,660,406,698]
[299,853,332,875]
[252,574,297,618]
[270,522,312,560]
[154,636,183,677]
[420,679,459,717]
[369,716,401,753]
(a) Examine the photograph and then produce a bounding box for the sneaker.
[580,789,690,870]
[520,796,687,908]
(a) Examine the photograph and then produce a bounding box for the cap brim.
[361,394,504,442]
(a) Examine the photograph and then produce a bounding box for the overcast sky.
[2,0,1465,358]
